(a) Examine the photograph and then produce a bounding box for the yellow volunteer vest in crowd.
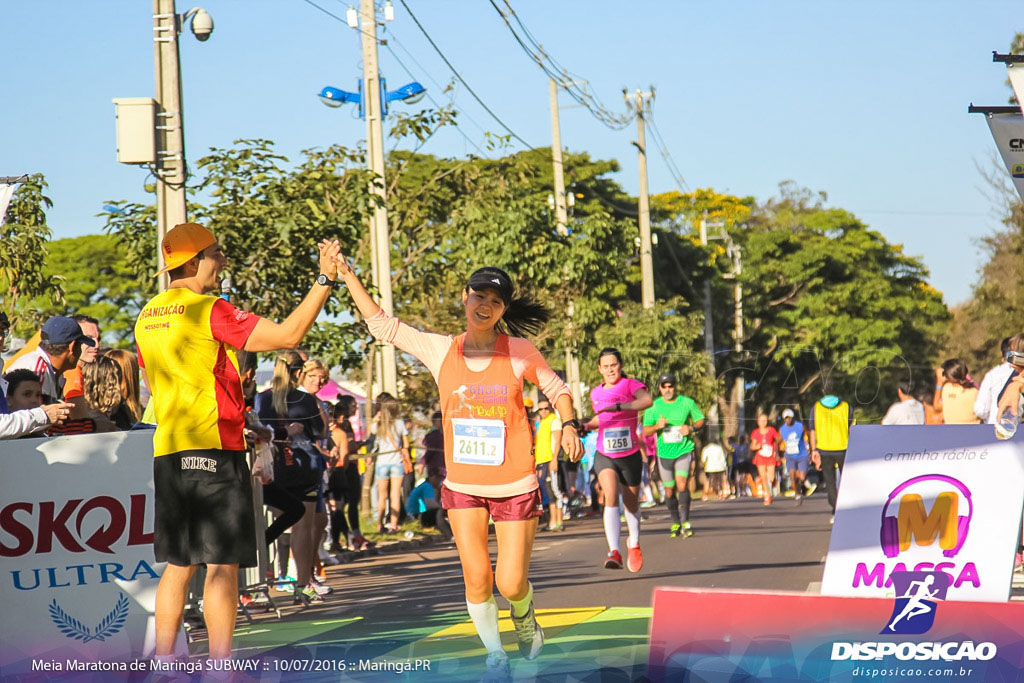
[814,400,850,451]
[534,412,561,465]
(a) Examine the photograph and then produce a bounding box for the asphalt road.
[312,492,834,620]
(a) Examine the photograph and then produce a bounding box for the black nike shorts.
[153,449,257,568]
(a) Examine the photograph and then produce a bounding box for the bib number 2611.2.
[452,418,505,466]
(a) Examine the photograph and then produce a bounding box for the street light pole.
[625,89,655,309]
[153,0,187,292]
[359,0,398,397]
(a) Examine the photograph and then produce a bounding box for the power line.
[488,0,634,130]
[645,107,688,192]
[302,0,644,218]
[383,29,494,144]
[398,0,538,150]
[381,41,489,157]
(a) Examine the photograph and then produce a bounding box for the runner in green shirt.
[642,373,705,538]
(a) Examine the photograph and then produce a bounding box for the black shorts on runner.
[154,449,257,568]
[594,451,643,487]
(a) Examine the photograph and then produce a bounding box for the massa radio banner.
[821,425,1024,602]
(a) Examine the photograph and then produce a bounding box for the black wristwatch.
[562,418,582,433]
[315,274,336,288]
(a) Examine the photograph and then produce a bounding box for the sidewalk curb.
[329,533,452,565]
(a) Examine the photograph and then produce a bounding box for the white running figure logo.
[888,575,938,631]
[453,385,470,411]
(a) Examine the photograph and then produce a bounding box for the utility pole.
[153,0,188,292]
[733,257,745,437]
[549,78,569,237]
[360,0,398,397]
[725,240,745,437]
[548,78,583,415]
[625,89,655,309]
[699,217,721,441]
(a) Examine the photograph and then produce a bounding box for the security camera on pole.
[114,2,213,292]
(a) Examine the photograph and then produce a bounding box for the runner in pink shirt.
[584,348,653,572]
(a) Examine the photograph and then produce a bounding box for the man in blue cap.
[6,316,96,403]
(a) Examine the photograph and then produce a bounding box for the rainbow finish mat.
[649,587,1024,682]
[190,606,650,681]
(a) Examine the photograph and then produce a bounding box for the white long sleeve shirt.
[974,362,1015,424]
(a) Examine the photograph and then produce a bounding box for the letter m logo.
[897,492,958,552]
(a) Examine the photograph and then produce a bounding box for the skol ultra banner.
[648,587,1024,682]
[0,431,186,676]
[821,425,1024,602]
[984,113,1024,204]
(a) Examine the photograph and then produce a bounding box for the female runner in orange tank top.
[336,255,582,678]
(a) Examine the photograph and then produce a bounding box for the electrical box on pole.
[113,98,157,164]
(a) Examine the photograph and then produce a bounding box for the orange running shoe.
[626,545,643,573]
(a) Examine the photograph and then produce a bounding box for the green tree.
[736,183,949,423]
[23,234,144,346]
[1,174,64,336]
[651,183,949,430]
[580,298,716,410]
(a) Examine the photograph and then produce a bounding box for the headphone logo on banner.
[881,570,950,635]
[879,475,973,559]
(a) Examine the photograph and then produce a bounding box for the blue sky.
[1,1,1019,305]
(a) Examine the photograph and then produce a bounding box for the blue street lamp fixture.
[318,78,425,119]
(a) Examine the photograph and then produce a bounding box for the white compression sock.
[509,581,534,618]
[624,506,641,548]
[466,596,504,653]
[603,505,621,552]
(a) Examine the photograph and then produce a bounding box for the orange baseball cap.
[154,222,217,276]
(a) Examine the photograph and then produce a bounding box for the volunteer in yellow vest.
[808,392,854,520]
[534,399,565,532]
[134,222,343,663]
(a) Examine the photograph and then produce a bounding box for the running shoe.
[481,651,511,682]
[510,601,544,660]
[626,545,643,573]
[805,483,818,497]
[682,521,694,538]
[795,494,803,506]
[763,497,772,506]
[669,523,682,538]
[783,489,796,498]
[604,549,623,569]
[294,586,323,605]
[309,577,333,596]
[274,575,296,591]
[640,500,656,509]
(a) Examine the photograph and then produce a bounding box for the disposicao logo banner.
[648,587,1016,682]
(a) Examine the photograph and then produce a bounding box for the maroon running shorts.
[440,484,542,522]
